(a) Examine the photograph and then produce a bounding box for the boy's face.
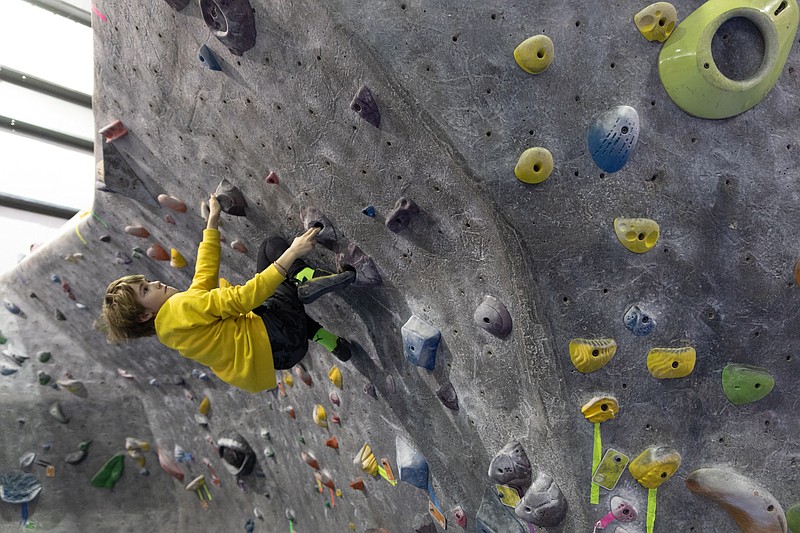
[134,279,179,319]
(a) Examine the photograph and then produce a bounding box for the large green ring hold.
[658,0,799,119]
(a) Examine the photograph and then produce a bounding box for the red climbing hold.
[350,478,365,491]
[265,171,279,184]
[125,225,150,238]
[98,119,128,143]
[325,436,339,450]
[158,194,187,212]
[302,451,320,470]
[147,244,170,261]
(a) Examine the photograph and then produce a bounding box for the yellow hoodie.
[155,229,283,392]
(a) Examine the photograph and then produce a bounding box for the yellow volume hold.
[647,347,696,379]
[569,338,617,373]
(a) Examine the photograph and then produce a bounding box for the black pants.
[253,237,322,369]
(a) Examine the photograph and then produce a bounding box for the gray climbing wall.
[1,0,799,531]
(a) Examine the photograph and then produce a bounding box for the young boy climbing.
[96,194,356,393]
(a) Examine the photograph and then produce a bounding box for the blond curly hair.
[95,274,156,344]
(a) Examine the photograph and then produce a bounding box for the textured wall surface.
[1,0,799,531]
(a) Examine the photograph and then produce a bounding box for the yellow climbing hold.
[198,396,210,416]
[634,2,677,42]
[354,443,379,477]
[629,446,681,489]
[170,248,186,268]
[348,523,356,531]
[313,404,328,428]
[515,147,554,184]
[282,370,294,387]
[514,34,555,74]
[329,366,343,389]
[647,347,696,379]
[614,218,660,253]
[581,396,619,423]
[569,338,617,373]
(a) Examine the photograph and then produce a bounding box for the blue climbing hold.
[401,315,440,370]
[362,205,376,217]
[3,300,21,315]
[396,436,429,490]
[587,105,639,173]
[623,305,656,336]
[50,275,61,283]
[198,45,222,71]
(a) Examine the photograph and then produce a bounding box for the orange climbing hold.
[148,244,170,261]
[302,451,320,470]
[325,436,339,449]
[158,194,187,212]
[350,478,365,491]
[231,240,248,254]
[125,225,150,238]
[98,119,128,143]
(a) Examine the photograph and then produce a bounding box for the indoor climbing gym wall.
[1,0,799,531]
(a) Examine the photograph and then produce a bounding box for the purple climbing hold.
[336,242,382,288]
[351,85,381,128]
[300,206,337,250]
[364,382,378,399]
[385,197,420,232]
[215,178,248,216]
[437,382,459,411]
[474,295,513,338]
[515,472,568,527]
[199,0,257,56]
[488,440,532,494]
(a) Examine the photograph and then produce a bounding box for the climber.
[95,194,355,393]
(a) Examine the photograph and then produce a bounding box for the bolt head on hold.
[98,119,128,143]
[450,505,467,528]
[265,170,279,184]
[351,85,381,128]
[401,315,441,370]
[623,304,656,336]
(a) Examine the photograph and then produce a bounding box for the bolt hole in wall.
[711,17,765,80]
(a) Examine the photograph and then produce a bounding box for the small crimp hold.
[98,119,128,143]
[401,315,441,370]
[294,364,313,386]
[147,244,170,261]
[49,401,69,424]
[515,146,554,184]
[198,44,223,71]
[125,225,150,238]
[569,338,617,373]
[4,300,22,315]
[474,295,513,338]
[349,478,365,491]
[722,364,775,405]
[647,347,696,379]
[158,194,187,212]
[325,436,339,449]
[514,34,555,74]
[351,85,381,128]
[437,382,459,410]
[215,178,248,216]
[231,240,248,254]
[580,395,619,423]
[623,304,656,336]
[329,391,341,406]
[328,366,343,388]
[451,505,467,528]
[385,197,420,232]
[362,205,376,217]
[614,218,660,253]
[364,382,377,398]
[300,206,337,250]
[629,446,681,489]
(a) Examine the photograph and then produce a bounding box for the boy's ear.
[136,312,153,323]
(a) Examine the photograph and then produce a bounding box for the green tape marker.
[647,488,657,533]
[590,421,602,504]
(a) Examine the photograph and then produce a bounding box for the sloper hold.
[395,436,429,490]
[515,146,554,184]
[569,338,617,373]
[476,486,527,533]
[437,382,459,410]
[474,295,513,337]
[629,446,681,489]
[401,315,441,370]
[514,34,555,74]
[581,395,619,423]
[198,44,222,71]
[685,468,787,533]
[515,472,568,527]
[722,364,775,405]
[587,106,640,173]
[623,304,656,336]
[147,244,170,261]
[614,218,660,253]
[786,503,800,533]
[215,178,248,216]
[101,143,160,207]
[336,242,382,288]
[385,197,420,232]
[647,347,696,379]
[49,401,69,423]
[300,206,337,249]
[413,513,437,533]
[351,85,381,128]
[157,194,187,212]
[488,440,532,494]
[634,2,678,42]
[199,0,257,56]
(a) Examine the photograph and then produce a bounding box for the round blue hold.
[362,205,376,217]
[623,304,655,336]
[587,105,640,173]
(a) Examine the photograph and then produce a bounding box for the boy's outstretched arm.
[190,195,222,292]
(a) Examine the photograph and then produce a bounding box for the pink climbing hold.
[125,225,150,238]
[231,240,248,253]
[98,119,127,143]
[164,214,176,225]
[265,171,279,184]
[147,244,170,261]
[158,194,187,213]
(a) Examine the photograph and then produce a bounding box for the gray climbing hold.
[4,300,22,315]
[385,197,420,232]
[215,178,248,216]
[351,85,381,128]
[54,309,66,321]
[65,449,88,465]
[474,295,513,338]
[336,242,382,287]
[476,486,526,533]
[195,414,209,427]
[19,453,36,470]
[623,305,655,336]
[100,143,160,207]
[395,436,429,490]
[198,44,223,71]
[3,349,28,365]
[515,472,568,527]
[401,315,441,370]
[488,440,532,494]
[49,402,69,424]
[114,251,133,265]
[385,374,396,395]
[437,382,459,410]
[412,513,436,533]
[364,382,377,399]
[1,361,20,376]
[300,206,337,250]
[162,0,190,11]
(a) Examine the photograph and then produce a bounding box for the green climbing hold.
[90,453,125,488]
[0,332,6,344]
[38,351,51,363]
[787,502,800,533]
[722,364,775,405]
